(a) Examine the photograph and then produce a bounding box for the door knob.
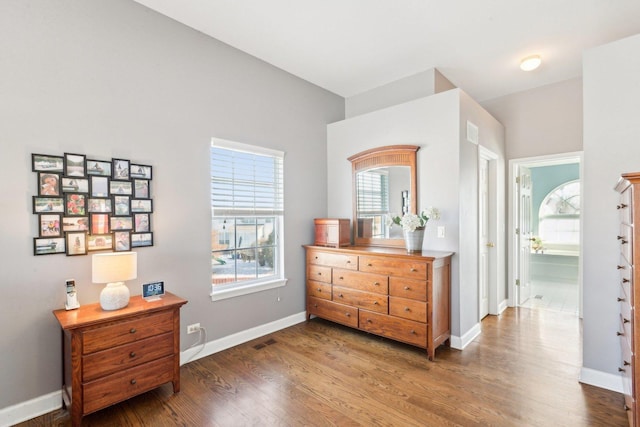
[486,242,495,248]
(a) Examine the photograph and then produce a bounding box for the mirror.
[348,145,419,247]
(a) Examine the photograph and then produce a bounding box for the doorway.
[509,152,583,317]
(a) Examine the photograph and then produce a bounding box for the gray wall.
[0,0,343,409]
[583,34,640,375]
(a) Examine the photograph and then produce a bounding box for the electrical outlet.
[437,226,445,238]
[187,323,200,334]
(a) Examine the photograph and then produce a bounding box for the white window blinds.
[356,169,389,215]
[211,139,284,217]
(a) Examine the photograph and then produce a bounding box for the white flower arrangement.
[387,207,440,232]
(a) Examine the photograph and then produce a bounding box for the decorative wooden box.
[314,218,350,247]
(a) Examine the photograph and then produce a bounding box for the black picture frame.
[62,177,89,193]
[38,172,61,196]
[130,163,152,180]
[33,196,64,214]
[134,213,150,232]
[131,232,153,248]
[86,159,112,177]
[112,158,130,181]
[87,234,114,252]
[38,214,62,237]
[90,176,110,197]
[88,198,112,213]
[114,231,131,251]
[66,231,88,256]
[131,199,153,213]
[62,216,89,232]
[90,213,110,234]
[110,180,132,196]
[65,193,87,216]
[34,237,66,255]
[113,195,130,216]
[133,179,150,199]
[64,153,86,178]
[32,154,64,173]
[110,216,133,231]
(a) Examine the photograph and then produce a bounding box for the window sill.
[210,278,288,302]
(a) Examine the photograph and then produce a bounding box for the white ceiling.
[133,0,640,101]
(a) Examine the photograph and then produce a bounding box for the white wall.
[482,78,583,159]
[327,89,505,341]
[0,0,343,412]
[582,34,640,374]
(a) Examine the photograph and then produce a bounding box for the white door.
[479,157,490,318]
[518,166,533,305]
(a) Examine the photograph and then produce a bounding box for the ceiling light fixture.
[520,55,541,71]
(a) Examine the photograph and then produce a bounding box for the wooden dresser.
[304,245,452,360]
[616,172,640,426]
[53,292,187,426]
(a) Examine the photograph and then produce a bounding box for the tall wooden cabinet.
[53,292,187,426]
[304,245,452,360]
[615,172,640,426]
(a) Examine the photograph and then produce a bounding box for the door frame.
[478,146,499,318]
[507,151,584,317]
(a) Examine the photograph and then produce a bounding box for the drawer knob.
[622,278,630,283]
[625,404,631,411]
[367,319,372,323]
[617,331,624,336]
[617,235,624,240]
[374,282,380,286]
[618,367,626,373]
[130,328,137,334]
[621,239,629,245]
[317,272,322,276]
[317,288,322,292]
[313,304,318,308]
[410,330,416,334]
[129,352,136,358]
[618,204,628,210]
[624,360,631,366]
[410,268,417,272]
[617,265,626,270]
[130,379,137,385]
[404,307,410,312]
[347,260,351,264]
[374,301,379,305]
[367,263,372,267]
[624,318,630,324]
[339,276,344,280]
[338,293,343,298]
[345,313,351,317]
[404,286,410,290]
[618,297,626,302]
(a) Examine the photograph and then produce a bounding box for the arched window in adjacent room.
[537,179,580,255]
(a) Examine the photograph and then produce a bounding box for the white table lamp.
[92,252,137,310]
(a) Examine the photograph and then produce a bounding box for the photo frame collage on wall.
[32,153,154,256]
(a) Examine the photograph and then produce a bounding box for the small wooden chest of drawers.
[53,292,187,426]
[305,245,452,360]
[314,218,350,247]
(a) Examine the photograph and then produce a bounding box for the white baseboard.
[450,322,481,350]
[497,299,508,314]
[0,390,62,427]
[579,367,624,393]
[0,312,307,426]
[180,311,307,365]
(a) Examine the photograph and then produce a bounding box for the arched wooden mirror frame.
[348,145,419,248]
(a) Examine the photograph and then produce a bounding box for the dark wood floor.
[20,307,627,426]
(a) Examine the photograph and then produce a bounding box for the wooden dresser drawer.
[332,269,388,294]
[389,296,427,322]
[359,256,428,280]
[620,224,634,265]
[389,277,427,301]
[82,311,174,354]
[359,310,427,348]
[83,355,175,414]
[333,286,388,313]
[307,296,358,328]
[83,332,174,382]
[307,264,332,284]
[307,250,357,270]
[307,279,332,300]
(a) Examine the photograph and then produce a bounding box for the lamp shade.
[92,252,137,284]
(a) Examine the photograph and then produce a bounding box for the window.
[537,180,580,255]
[210,138,286,301]
[356,168,389,238]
